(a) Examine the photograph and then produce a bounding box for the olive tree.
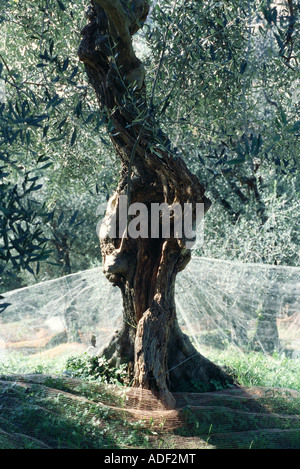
[77,0,233,406]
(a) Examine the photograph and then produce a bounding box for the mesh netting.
[176,258,300,357]
[0,374,299,449]
[0,267,122,359]
[1,257,299,358]
[0,257,299,449]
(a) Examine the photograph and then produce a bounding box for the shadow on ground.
[0,374,299,449]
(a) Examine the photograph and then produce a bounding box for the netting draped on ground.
[0,374,299,449]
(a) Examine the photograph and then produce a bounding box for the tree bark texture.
[78,0,233,407]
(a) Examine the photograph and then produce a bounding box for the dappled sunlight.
[0,374,299,449]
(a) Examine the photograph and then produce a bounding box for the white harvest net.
[0,256,299,449]
[1,256,299,360]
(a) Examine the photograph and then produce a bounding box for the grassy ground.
[0,347,299,449]
[1,346,299,392]
[205,347,300,392]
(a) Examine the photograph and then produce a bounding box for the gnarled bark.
[78,0,233,407]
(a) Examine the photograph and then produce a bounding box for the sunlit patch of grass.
[2,347,300,393]
[0,351,69,376]
[205,346,300,392]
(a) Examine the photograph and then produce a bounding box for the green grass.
[0,351,67,376]
[0,376,153,449]
[205,346,300,392]
[1,347,299,392]
[0,347,299,449]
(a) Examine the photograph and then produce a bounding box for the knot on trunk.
[103,251,131,286]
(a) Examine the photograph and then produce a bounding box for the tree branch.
[94,0,132,47]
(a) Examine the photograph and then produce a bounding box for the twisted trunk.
[78,0,233,407]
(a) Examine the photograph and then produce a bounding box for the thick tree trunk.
[78,0,233,407]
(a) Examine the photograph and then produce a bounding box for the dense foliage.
[0,0,299,297]
[146,0,299,265]
[0,0,119,294]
